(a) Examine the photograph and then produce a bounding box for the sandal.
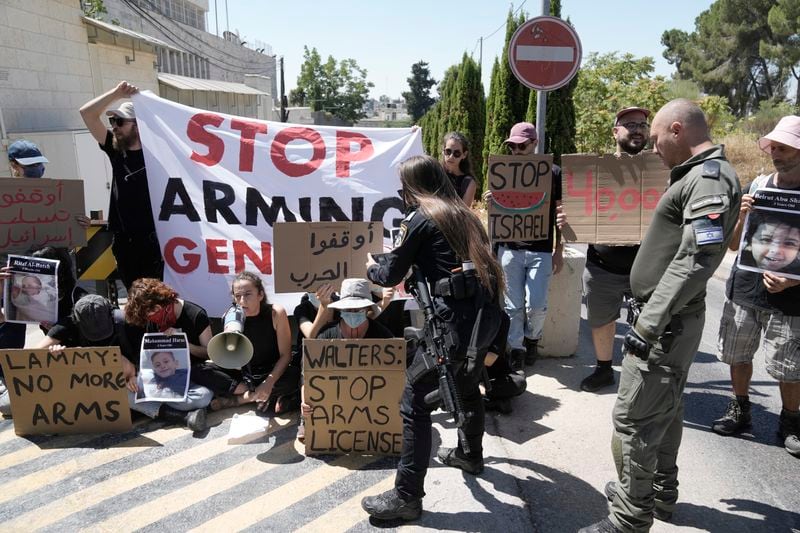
[210,395,240,411]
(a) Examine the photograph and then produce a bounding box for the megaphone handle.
[243,364,256,392]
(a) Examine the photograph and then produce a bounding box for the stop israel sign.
[508,16,582,91]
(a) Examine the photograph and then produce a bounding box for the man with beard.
[712,115,800,458]
[580,99,741,533]
[580,107,650,392]
[80,81,163,288]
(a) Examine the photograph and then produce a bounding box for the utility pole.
[535,0,550,154]
[214,0,218,36]
[280,56,289,122]
[478,37,483,74]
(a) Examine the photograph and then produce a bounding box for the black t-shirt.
[99,130,156,235]
[587,244,640,276]
[498,165,563,254]
[317,319,393,340]
[46,309,144,365]
[171,300,210,346]
[728,174,800,315]
[244,303,280,374]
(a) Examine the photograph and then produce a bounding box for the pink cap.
[504,122,537,144]
[615,107,651,125]
[758,115,800,153]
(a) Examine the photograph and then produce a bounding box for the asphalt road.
[1,256,798,532]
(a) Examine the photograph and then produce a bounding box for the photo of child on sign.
[487,154,553,242]
[136,333,191,402]
[737,188,800,280]
[3,255,59,324]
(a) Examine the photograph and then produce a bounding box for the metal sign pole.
[535,0,550,154]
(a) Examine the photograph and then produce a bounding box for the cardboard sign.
[303,338,405,456]
[0,178,87,252]
[737,188,800,280]
[0,347,133,436]
[487,154,553,242]
[273,221,383,293]
[561,152,668,244]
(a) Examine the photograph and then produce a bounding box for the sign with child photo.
[136,333,191,403]
[3,254,59,325]
[302,338,405,456]
[0,347,132,436]
[737,188,800,280]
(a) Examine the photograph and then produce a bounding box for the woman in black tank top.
[441,131,477,207]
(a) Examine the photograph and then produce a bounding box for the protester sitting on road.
[297,278,393,442]
[192,271,300,413]
[440,131,477,207]
[35,294,211,431]
[124,278,212,360]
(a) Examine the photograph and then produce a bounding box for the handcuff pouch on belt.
[626,298,684,354]
[433,268,478,300]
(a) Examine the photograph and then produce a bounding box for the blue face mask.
[22,163,45,178]
[307,293,320,308]
[341,310,367,329]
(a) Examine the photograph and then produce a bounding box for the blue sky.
[208,0,715,100]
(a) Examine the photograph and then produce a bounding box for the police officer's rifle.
[405,265,471,453]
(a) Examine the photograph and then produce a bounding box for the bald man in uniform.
[580,99,742,533]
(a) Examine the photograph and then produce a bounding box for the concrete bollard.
[539,245,587,358]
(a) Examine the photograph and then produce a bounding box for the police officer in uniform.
[360,155,504,522]
[580,99,742,533]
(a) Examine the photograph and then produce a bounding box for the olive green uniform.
[609,145,741,532]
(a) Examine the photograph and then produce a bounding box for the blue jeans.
[129,383,213,418]
[499,246,552,350]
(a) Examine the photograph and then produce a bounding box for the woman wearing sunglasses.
[440,132,477,207]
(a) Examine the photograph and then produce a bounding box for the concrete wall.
[0,0,94,133]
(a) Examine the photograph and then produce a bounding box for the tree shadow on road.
[670,498,800,532]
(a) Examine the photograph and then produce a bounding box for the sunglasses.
[620,121,649,131]
[109,117,134,127]
[508,141,532,151]
[443,148,463,158]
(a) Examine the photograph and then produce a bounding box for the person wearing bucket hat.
[80,81,163,289]
[712,114,800,459]
[7,139,48,178]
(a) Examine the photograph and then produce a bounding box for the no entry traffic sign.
[508,16,582,91]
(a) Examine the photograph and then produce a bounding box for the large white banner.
[133,92,422,316]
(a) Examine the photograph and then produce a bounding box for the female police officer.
[360,155,504,521]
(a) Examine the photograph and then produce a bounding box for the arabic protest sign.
[737,188,800,280]
[561,152,668,244]
[133,92,423,315]
[273,221,383,293]
[3,255,59,325]
[487,154,553,243]
[0,178,86,253]
[303,338,405,456]
[136,333,190,402]
[0,347,132,436]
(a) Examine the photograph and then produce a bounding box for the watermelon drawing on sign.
[492,191,547,213]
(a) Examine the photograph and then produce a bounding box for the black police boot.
[436,447,484,475]
[484,396,513,414]
[604,482,673,521]
[509,348,526,373]
[580,366,614,392]
[779,409,800,458]
[711,397,751,436]
[361,488,422,521]
[160,405,207,432]
[524,338,539,365]
[577,518,622,533]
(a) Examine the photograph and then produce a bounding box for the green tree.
[761,0,800,108]
[573,52,668,153]
[402,61,437,122]
[291,46,374,123]
[661,0,787,116]
[452,54,486,181]
[483,9,529,181]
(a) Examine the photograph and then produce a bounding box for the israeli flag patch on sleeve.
[692,215,724,245]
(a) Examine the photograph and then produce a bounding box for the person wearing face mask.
[440,132,477,207]
[7,139,48,178]
[295,279,392,441]
[361,155,504,522]
[192,271,300,413]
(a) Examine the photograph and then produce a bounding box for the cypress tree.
[452,54,486,184]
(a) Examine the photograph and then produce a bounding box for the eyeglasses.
[508,141,532,151]
[621,121,649,131]
[443,148,463,158]
[109,117,134,127]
